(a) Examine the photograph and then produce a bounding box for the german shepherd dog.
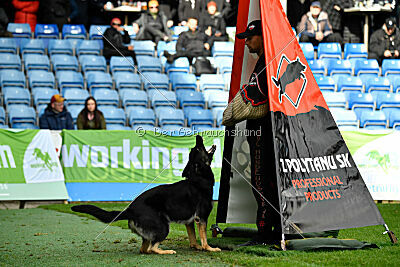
[71,135,221,254]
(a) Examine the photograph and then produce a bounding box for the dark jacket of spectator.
[103,26,131,51]
[176,29,213,53]
[203,0,231,20]
[69,0,89,29]
[178,0,204,23]
[76,110,106,130]
[297,10,333,38]
[134,10,172,42]
[198,11,227,41]
[0,8,11,37]
[38,0,70,31]
[158,0,178,22]
[11,0,40,32]
[39,105,74,130]
[369,26,400,60]
[323,0,352,32]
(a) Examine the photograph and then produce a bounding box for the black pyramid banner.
[217,0,385,234]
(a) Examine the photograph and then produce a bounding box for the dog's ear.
[196,135,204,147]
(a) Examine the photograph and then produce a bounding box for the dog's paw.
[204,246,221,252]
[190,244,203,250]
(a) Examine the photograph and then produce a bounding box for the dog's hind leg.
[196,222,221,252]
[140,239,151,254]
[149,243,176,255]
[185,222,202,250]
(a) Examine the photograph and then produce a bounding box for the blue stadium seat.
[381,59,400,76]
[67,38,83,51]
[364,77,391,93]
[299,42,315,60]
[131,124,159,132]
[129,108,155,126]
[156,41,176,57]
[177,91,205,108]
[345,92,374,118]
[93,89,119,107]
[48,39,74,55]
[79,55,107,72]
[28,70,55,88]
[330,109,359,128]
[0,106,5,125]
[57,71,84,91]
[316,76,335,91]
[212,107,224,126]
[326,59,352,76]
[0,38,17,54]
[337,76,363,92]
[0,70,25,88]
[132,40,155,56]
[3,87,31,107]
[12,122,39,129]
[187,109,214,127]
[67,105,84,124]
[141,73,169,91]
[86,72,113,91]
[151,90,177,108]
[183,106,203,119]
[308,59,325,76]
[7,23,31,38]
[64,89,89,106]
[114,72,141,90]
[389,111,400,129]
[32,87,58,107]
[89,25,109,40]
[223,72,231,89]
[51,55,79,72]
[0,54,21,70]
[171,26,188,40]
[212,41,234,57]
[214,56,233,74]
[123,25,136,39]
[76,40,101,56]
[8,105,36,127]
[199,74,225,91]
[137,56,162,73]
[376,93,400,118]
[24,54,50,72]
[360,110,387,129]
[34,24,59,39]
[343,43,368,60]
[322,91,346,109]
[99,106,125,125]
[164,57,190,74]
[62,24,86,39]
[354,59,380,76]
[317,43,341,59]
[204,90,228,108]
[120,89,148,107]
[387,75,400,93]
[110,56,135,73]
[20,39,45,55]
[156,107,185,126]
[170,73,197,91]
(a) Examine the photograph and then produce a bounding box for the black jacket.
[176,30,214,52]
[38,0,70,31]
[103,27,131,51]
[178,0,204,22]
[134,10,172,39]
[199,12,226,37]
[369,27,400,56]
[202,0,231,20]
[39,105,74,130]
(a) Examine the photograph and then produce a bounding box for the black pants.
[171,49,211,64]
[299,33,343,46]
[103,48,138,65]
[136,25,169,44]
[246,115,281,240]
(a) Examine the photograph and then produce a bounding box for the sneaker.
[164,50,174,64]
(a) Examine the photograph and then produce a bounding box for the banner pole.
[383,224,398,244]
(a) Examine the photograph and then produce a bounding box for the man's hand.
[395,50,399,57]
[128,45,134,51]
[315,32,323,41]
[132,23,139,34]
[180,21,187,26]
[215,31,222,37]
[163,35,169,41]
[116,26,125,32]
[205,26,212,36]
[384,50,392,57]
[167,20,173,28]
[333,5,341,11]
[204,43,210,50]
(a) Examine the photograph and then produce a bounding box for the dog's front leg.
[196,221,221,252]
[185,222,202,250]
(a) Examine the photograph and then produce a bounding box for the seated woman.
[77,97,106,130]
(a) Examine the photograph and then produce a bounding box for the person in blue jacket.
[39,94,74,130]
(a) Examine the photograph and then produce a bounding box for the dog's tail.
[71,205,129,223]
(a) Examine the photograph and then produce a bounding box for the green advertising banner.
[0,129,68,200]
[61,130,224,183]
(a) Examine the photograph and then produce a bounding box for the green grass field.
[0,203,399,266]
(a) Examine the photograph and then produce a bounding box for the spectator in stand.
[77,97,106,130]
[158,0,177,27]
[0,7,13,37]
[103,17,137,65]
[369,17,400,65]
[11,0,40,32]
[164,17,214,64]
[199,1,228,42]
[37,0,71,31]
[178,0,203,25]
[297,1,342,46]
[39,94,74,130]
[132,0,172,44]
[203,0,231,23]
[69,0,89,29]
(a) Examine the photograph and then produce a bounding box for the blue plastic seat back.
[156,107,184,126]
[157,41,177,57]
[57,71,84,90]
[187,108,213,127]
[382,59,400,76]
[7,23,32,38]
[8,105,36,125]
[0,106,5,124]
[170,72,197,91]
[337,76,363,92]
[62,24,86,39]
[3,87,31,106]
[213,56,233,74]
[212,41,234,57]
[132,40,155,56]
[330,109,358,128]
[171,26,188,40]
[0,53,22,70]
[326,59,352,76]
[77,40,101,56]
[0,70,25,87]
[120,89,148,107]
[137,56,162,73]
[0,38,18,54]
[322,91,346,109]
[93,89,119,107]
[151,91,177,108]
[24,54,51,72]
[28,70,55,88]
[164,57,190,74]
[110,56,135,73]
[299,42,315,60]
[35,24,59,39]
[141,73,169,91]
[389,110,400,128]
[114,72,141,90]
[365,77,391,93]
[20,39,46,55]
[344,43,368,60]
[51,54,79,72]
[316,76,335,91]
[354,59,380,76]
[308,59,326,75]
[64,89,89,105]
[129,108,155,126]
[199,74,225,91]
[89,25,109,40]
[318,43,341,59]
[360,110,387,129]
[79,55,107,72]
[177,91,205,108]
[48,39,74,55]
[32,87,58,106]
[98,107,125,125]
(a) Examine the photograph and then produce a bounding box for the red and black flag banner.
[217,0,385,235]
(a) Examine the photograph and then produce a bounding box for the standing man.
[369,17,400,65]
[39,94,74,130]
[235,20,281,246]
